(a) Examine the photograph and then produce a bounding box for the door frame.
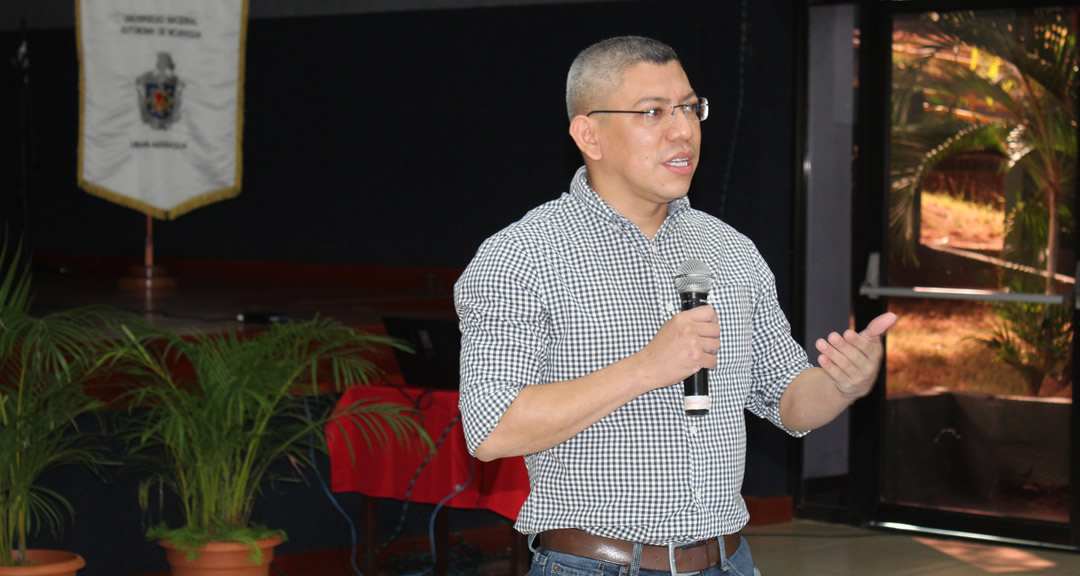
[847,0,1080,549]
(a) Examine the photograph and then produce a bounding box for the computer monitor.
[381,316,461,390]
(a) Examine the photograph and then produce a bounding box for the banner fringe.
[78,179,240,221]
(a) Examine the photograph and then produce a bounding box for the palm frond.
[0,234,31,315]
[889,120,1009,263]
[924,9,1077,111]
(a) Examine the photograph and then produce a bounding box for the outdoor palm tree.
[890,8,1077,292]
[890,8,1077,396]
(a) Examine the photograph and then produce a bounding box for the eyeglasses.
[586,97,709,127]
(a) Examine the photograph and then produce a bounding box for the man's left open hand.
[815,312,898,399]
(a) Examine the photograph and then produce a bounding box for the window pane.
[884,7,1074,526]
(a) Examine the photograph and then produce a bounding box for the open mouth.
[666,158,690,168]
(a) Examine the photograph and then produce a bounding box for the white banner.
[77,0,247,220]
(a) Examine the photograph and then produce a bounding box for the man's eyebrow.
[631,91,699,108]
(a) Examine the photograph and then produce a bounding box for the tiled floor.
[284,520,1080,576]
[745,520,1080,575]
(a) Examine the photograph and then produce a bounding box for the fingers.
[647,306,722,383]
[815,330,864,376]
[816,319,890,397]
[680,304,720,338]
[683,307,720,363]
[830,329,878,365]
[816,312,898,367]
[684,303,719,322]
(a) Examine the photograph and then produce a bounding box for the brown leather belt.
[539,528,739,572]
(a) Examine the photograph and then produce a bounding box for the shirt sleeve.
[745,249,812,437]
[454,232,551,455]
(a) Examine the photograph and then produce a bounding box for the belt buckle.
[667,541,698,576]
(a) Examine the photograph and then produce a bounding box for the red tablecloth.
[327,385,529,521]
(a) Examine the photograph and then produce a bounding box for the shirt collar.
[569,166,692,229]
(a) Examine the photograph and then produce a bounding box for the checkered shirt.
[455,166,811,545]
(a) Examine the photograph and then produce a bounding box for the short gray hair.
[565,36,680,121]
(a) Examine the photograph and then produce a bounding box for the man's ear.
[569,115,603,161]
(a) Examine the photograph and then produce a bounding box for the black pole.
[12,18,32,250]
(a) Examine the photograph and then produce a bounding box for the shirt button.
[688,425,698,436]
[693,490,702,502]
[665,302,675,313]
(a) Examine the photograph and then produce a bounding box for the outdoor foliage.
[106,317,432,562]
[0,236,118,566]
[980,275,1073,397]
[890,9,1076,397]
[891,8,1077,289]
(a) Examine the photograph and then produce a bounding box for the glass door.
[856,3,1078,547]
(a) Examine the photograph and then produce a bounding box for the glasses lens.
[697,98,709,122]
[642,107,664,127]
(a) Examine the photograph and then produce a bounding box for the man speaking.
[455,36,895,576]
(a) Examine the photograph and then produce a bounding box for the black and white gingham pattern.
[455,166,811,545]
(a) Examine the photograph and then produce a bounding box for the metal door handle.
[858,252,1077,308]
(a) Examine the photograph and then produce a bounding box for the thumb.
[861,312,897,340]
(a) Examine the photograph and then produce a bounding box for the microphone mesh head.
[674,259,712,294]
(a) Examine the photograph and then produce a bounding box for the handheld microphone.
[674,259,712,416]
[236,312,290,324]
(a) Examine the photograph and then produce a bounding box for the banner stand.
[119,214,176,296]
[78,0,247,299]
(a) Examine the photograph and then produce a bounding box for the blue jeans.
[525,536,760,576]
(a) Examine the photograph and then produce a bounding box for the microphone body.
[236,312,290,324]
[674,259,713,416]
[680,290,710,416]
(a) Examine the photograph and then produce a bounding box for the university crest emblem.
[136,52,185,130]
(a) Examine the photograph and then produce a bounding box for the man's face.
[590,61,701,210]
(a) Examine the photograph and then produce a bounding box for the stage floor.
[28,260,458,335]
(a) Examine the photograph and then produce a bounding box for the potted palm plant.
[107,314,430,575]
[0,237,118,575]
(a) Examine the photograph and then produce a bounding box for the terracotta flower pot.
[160,535,283,576]
[1,550,85,576]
